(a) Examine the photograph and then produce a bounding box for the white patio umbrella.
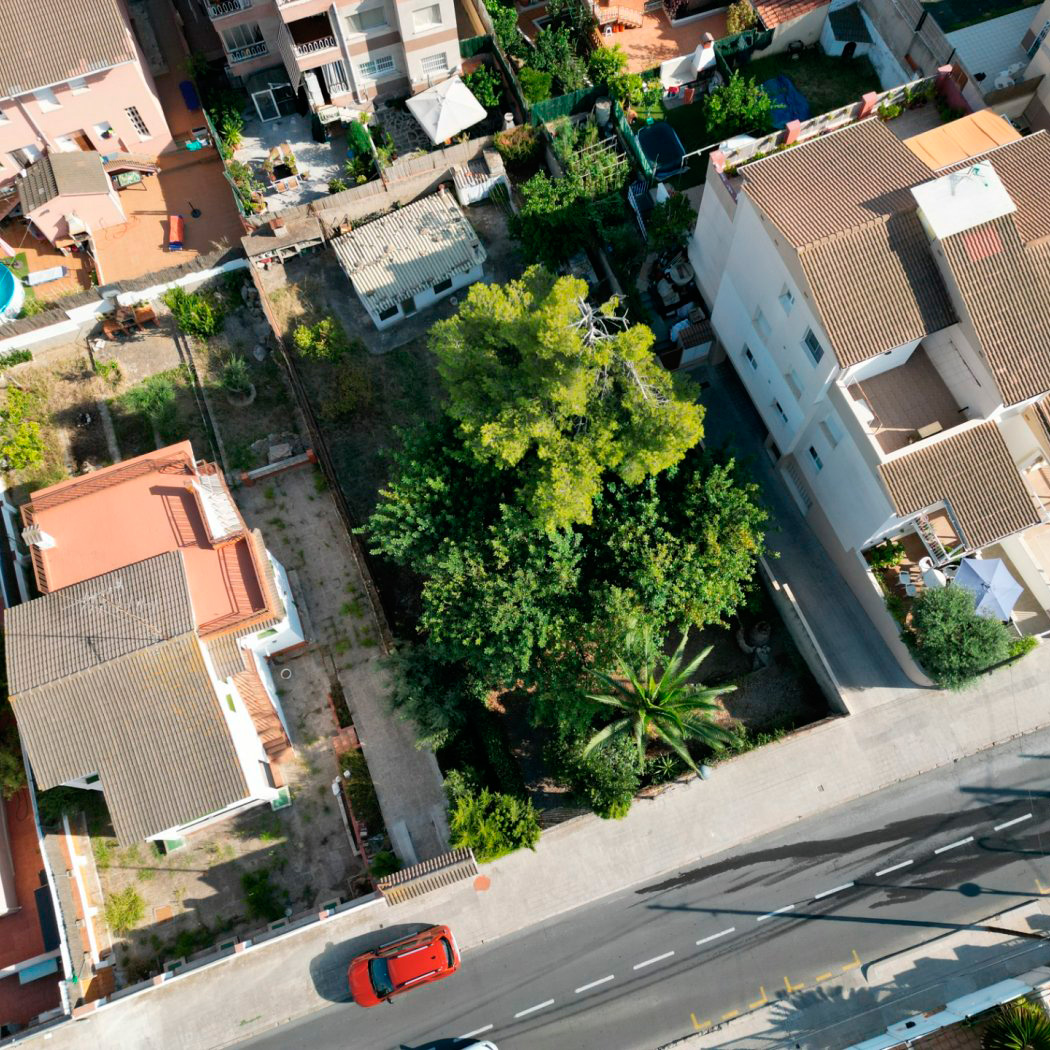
[953,557,1023,621]
[406,76,487,145]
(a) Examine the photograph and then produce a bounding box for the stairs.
[591,0,644,28]
[916,513,949,563]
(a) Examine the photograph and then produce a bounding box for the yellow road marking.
[722,1009,740,1021]
[749,987,768,1009]
[691,1013,711,1030]
[784,975,806,993]
[841,950,862,972]
[815,971,834,982]
[1036,877,1048,895]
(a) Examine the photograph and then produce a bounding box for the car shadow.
[310,923,428,1003]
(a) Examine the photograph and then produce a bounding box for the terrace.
[846,344,972,457]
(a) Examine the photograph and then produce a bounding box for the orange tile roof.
[753,0,828,28]
[233,650,292,765]
[24,441,270,632]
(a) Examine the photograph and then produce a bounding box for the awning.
[406,76,487,145]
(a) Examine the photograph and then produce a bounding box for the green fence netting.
[460,34,493,58]
[715,27,775,73]
[529,85,605,125]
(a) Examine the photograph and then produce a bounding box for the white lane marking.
[459,1024,494,1039]
[633,951,675,970]
[875,860,913,877]
[814,882,854,900]
[934,836,975,854]
[696,927,736,946]
[514,999,555,1018]
[995,813,1033,832]
[757,904,795,922]
[575,975,615,994]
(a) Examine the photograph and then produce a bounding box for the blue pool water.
[0,262,25,320]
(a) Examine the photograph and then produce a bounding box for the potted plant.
[221,354,255,406]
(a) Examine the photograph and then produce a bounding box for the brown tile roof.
[878,422,1041,550]
[6,554,249,844]
[0,0,135,99]
[18,152,111,214]
[233,651,292,765]
[753,0,828,28]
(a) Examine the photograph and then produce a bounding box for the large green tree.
[428,268,705,532]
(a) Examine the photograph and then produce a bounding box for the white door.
[251,89,280,122]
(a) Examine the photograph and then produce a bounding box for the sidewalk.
[25,636,1050,1050]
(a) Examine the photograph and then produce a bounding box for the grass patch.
[0,253,28,279]
[109,366,211,458]
[105,886,146,935]
[241,868,289,922]
[744,51,880,121]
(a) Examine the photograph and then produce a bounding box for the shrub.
[0,387,44,472]
[1009,635,1038,661]
[608,72,644,109]
[877,101,902,121]
[241,868,287,922]
[982,998,1050,1050]
[369,850,402,878]
[486,0,526,58]
[385,646,473,752]
[221,354,252,396]
[869,540,906,570]
[0,348,32,368]
[519,67,553,104]
[347,117,373,157]
[162,286,225,339]
[105,887,145,935]
[905,585,1012,689]
[533,26,587,93]
[702,72,774,141]
[448,787,540,862]
[549,733,640,819]
[494,124,540,167]
[319,361,373,419]
[464,65,503,109]
[647,193,697,254]
[122,374,177,436]
[587,44,628,86]
[291,318,348,359]
[328,177,348,194]
[725,0,757,33]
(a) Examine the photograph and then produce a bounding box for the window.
[68,77,89,94]
[433,277,453,294]
[413,3,442,29]
[0,108,9,126]
[803,328,824,365]
[784,369,803,400]
[33,87,60,111]
[773,400,788,424]
[1028,19,1050,58]
[348,6,388,33]
[820,415,844,448]
[743,345,757,371]
[84,773,100,785]
[359,54,396,80]
[11,144,42,169]
[420,51,449,75]
[753,306,770,341]
[222,23,264,50]
[368,959,394,998]
[125,106,149,137]
[377,304,398,321]
[808,445,823,471]
[401,296,417,315]
[779,285,795,314]
[321,60,349,96]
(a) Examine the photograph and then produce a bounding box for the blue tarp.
[762,74,810,129]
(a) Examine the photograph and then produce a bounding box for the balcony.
[206,0,251,19]
[287,14,338,58]
[847,344,970,457]
[229,40,269,63]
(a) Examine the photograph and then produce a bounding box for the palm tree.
[983,999,1050,1050]
[583,632,733,774]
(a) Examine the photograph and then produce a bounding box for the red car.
[348,925,461,1007]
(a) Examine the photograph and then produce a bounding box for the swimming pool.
[0,263,24,321]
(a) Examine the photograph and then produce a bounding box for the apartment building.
[0,0,172,204]
[203,0,462,116]
[690,107,1050,638]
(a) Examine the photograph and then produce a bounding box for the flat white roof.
[911,160,1016,240]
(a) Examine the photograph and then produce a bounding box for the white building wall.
[358,261,484,329]
[821,0,910,90]
[767,6,828,52]
[922,325,1001,420]
[689,172,737,305]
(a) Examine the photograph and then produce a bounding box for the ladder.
[916,513,948,563]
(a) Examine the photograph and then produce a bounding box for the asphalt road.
[238,734,1050,1050]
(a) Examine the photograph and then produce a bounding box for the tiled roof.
[753,0,828,27]
[0,0,134,99]
[17,152,111,214]
[233,651,291,764]
[6,551,193,695]
[331,190,487,314]
[878,423,1041,550]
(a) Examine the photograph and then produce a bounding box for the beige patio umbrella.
[406,76,487,145]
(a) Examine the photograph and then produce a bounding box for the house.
[752,0,829,50]
[207,0,463,119]
[690,108,1050,646]
[331,189,486,328]
[5,442,305,845]
[0,0,172,218]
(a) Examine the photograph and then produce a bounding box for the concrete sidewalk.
[27,636,1050,1050]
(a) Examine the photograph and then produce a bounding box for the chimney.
[22,524,56,549]
[271,217,287,239]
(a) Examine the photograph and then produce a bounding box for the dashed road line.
[814,971,834,983]
[459,1025,494,1039]
[934,836,974,854]
[814,882,854,900]
[757,904,795,922]
[995,814,1032,832]
[749,987,768,1009]
[575,975,614,994]
[633,951,675,970]
[722,1009,740,1021]
[696,927,736,946]
[514,1000,554,1018]
[875,860,913,877]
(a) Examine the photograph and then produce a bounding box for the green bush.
[121,375,177,437]
[0,387,44,472]
[369,850,402,878]
[1009,635,1038,661]
[448,787,540,862]
[549,734,640,819]
[587,44,628,86]
[162,286,225,339]
[0,349,32,368]
[519,67,553,104]
[479,718,527,797]
[868,540,906,570]
[905,585,1012,689]
[725,0,757,32]
[647,193,697,254]
[347,117,373,157]
[221,354,252,396]
[485,0,526,58]
[105,887,146,935]
[494,124,540,167]
[982,998,1050,1050]
[464,65,503,109]
[532,26,587,93]
[241,868,288,922]
[328,177,347,194]
[292,318,348,359]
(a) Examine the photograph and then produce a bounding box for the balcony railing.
[228,40,269,63]
[207,0,251,18]
[293,34,337,56]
